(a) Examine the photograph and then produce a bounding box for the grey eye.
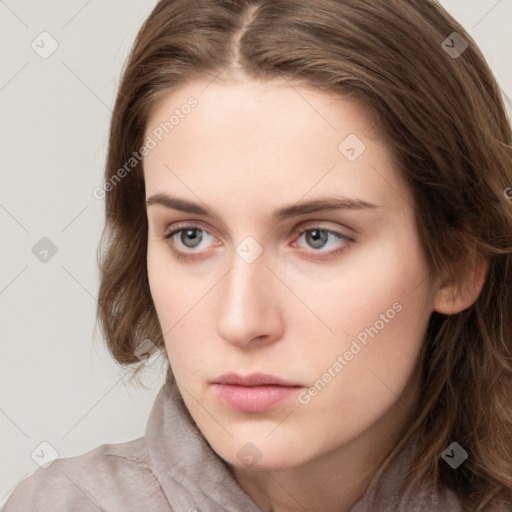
[179,229,204,248]
[305,229,329,249]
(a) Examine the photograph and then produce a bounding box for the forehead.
[143,77,409,215]
[145,76,376,145]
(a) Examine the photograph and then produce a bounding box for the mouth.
[209,372,304,413]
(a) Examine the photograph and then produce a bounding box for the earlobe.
[433,255,489,315]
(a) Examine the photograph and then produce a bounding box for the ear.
[433,253,489,315]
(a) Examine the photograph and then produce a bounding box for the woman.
[6,0,512,510]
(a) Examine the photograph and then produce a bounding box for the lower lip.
[212,384,301,413]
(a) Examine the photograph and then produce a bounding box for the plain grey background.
[1,0,511,506]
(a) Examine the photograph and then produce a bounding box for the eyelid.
[163,220,220,240]
[289,225,354,261]
[290,220,355,240]
[163,219,355,239]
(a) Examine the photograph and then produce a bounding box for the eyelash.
[162,223,354,262]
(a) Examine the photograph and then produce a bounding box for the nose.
[215,251,285,349]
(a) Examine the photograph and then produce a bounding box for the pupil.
[308,229,327,248]
[183,229,202,247]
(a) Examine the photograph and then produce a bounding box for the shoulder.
[3,437,171,511]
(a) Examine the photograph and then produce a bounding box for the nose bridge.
[215,244,282,345]
[223,250,268,320]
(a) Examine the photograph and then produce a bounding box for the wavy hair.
[95,0,512,509]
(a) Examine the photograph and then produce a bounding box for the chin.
[212,435,317,472]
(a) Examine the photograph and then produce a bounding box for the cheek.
[147,238,193,325]
[293,227,432,390]
[147,243,183,350]
[147,242,212,377]
[307,232,431,413]
[147,243,172,324]
[290,224,431,344]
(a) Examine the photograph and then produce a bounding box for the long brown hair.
[96,0,512,509]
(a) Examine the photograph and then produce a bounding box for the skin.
[143,75,485,512]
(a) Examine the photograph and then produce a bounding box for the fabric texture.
[4,373,463,511]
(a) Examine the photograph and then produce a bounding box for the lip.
[210,372,303,413]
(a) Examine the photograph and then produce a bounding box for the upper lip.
[210,372,302,387]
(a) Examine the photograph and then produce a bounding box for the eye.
[163,225,217,261]
[291,226,353,259]
[167,227,208,249]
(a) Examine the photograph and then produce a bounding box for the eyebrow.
[145,193,380,225]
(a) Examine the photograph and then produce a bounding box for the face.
[143,76,438,471]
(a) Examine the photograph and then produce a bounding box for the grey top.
[4,373,462,511]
